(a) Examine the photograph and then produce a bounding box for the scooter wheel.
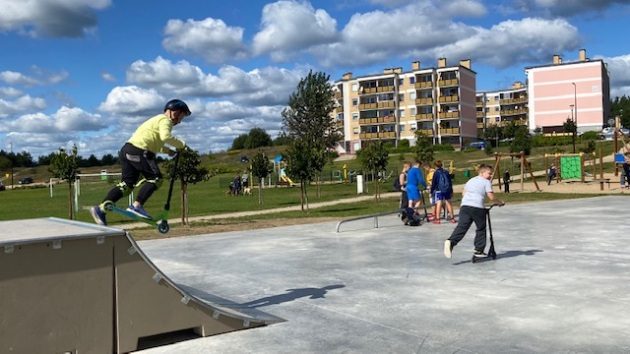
[471,256,477,263]
[157,221,170,234]
[102,201,114,212]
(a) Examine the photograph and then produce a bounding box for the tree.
[563,117,577,153]
[413,131,434,163]
[273,131,293,146]
[510,126,532,155]
[250,150,272,205]
[231,133,248,150]
[245,128,273,149]
[165,148,209,225]
[281,70,341,210]
[358,142,389,201]
[285,140,326,211]
[48,145,79,219]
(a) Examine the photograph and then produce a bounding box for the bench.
[592,178,611,190]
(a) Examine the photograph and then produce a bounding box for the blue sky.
[1,0,630,158]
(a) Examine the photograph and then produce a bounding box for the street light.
[572,82,577,147]
[570,104,575,153]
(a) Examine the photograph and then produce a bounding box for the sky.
[1,0,630,158]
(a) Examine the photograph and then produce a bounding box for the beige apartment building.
[476,82,528,134]
[332,58,477,154]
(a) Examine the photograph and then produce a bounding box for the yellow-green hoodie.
[127,114,185,154]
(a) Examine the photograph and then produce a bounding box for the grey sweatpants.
[448,205,487,251]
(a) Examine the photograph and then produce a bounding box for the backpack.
[436,169,451,193]
[401,207,421,226]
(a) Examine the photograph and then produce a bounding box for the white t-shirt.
[461,176,493,208]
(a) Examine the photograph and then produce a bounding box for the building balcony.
[439,127,460,135]
[358,116,396,125]
[476,111,484,117]
[499,97,527,105]
[439,111,460,119]
[416,129,434,137]
[336,106,344,113]
[358,103,378,110]
[438,79,459,87]
[414,97,433,105]
[377,85,395,93]
[439,95,459,103]
[499,119,527,127]
[415,113,434,121]
[500,108,528,117]
[414,82,433,89]
[476,123,485,129]
[362,87,378,94]
[334,92,342,99]
[377,101,395,109]
[359,131,396,140]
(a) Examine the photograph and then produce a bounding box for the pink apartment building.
[525,49,610,134]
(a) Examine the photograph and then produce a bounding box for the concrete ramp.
[0,218,282,353]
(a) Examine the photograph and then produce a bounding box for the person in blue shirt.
[406,159,427,210]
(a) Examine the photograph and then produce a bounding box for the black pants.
[448,206,487,251]
[504,181,510,193]
[103,143,162,205]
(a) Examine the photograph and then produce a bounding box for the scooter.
[103,153,180,234]
[472,202,504,263]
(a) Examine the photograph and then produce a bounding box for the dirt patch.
[130,217,338,240]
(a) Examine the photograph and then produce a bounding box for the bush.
[580,131,599,141]
[433,143,455,151]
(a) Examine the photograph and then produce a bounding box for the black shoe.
[473,250,487,258]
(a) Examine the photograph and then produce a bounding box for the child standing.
[444,164,504,259]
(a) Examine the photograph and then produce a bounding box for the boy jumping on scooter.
[90,99,189,225]
[443,164,504,259]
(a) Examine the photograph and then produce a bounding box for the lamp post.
[570,104,575,153]
[572,82,577,147]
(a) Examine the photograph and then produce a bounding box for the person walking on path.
[405,159,427,222]
[444,164,504,259]
[90,99,190,225]
[430,160,455,224]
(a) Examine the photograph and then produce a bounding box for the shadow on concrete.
[452,249,544,265]
[242,284,346,308]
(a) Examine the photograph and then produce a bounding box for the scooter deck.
[108,205,157,224]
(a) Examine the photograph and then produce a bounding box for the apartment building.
[525,49,610,134]
[476,81,528,134]
[333,58,477,154]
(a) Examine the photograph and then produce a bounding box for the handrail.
[335,210,401,233]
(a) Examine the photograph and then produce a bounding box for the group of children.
[397,160,504,260]
[397,159,456,225]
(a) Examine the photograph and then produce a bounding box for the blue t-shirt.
[406,166,426,189]
[461,176,492,208]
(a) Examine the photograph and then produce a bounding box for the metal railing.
[335,210,401,233]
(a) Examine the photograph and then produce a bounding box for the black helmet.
[164,99,191,116]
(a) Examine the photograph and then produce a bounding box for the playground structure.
[491,152,541,192]
[0,218,282,353]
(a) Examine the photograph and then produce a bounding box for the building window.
[410,77,415,84]
[352,84,359,92]
[399,109,405,118]
[352,112,359,120]
[410,107,417,115]
[352,98,358,106]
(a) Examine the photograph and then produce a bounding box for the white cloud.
[603,54,630,98]
[163,18,248,64]
[0,87,23,97]
[252,1,338,61]
[98,86,165,116]
[125,57,306,106]
[427,18,581,68]
[0,71,39,86]
[0,94,46,118]
[101,72,116,82]
[53,106,106,131]
[0,0,112,37]
[515,0,628,17]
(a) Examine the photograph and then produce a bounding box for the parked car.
[18,177,33,185]
[468,141,487,150]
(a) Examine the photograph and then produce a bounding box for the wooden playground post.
[492,152,502,190]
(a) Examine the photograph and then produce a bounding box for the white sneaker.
[444,240,453,259]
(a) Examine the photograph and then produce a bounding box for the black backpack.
[393,177,402,192]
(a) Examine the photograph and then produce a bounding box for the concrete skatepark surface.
[137,196,630,353]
